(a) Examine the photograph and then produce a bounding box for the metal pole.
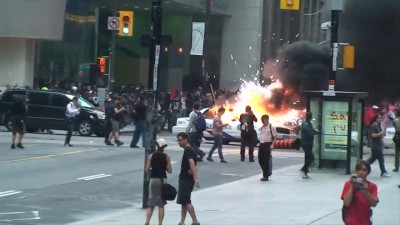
[143,0,162,209]
[109,10,117,91]
[329,10,339,91]
[203,0,211,90]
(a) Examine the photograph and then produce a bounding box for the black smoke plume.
[341,0,400,102]
[277,41,330,93]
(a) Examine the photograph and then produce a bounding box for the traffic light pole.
[108,11,118,91]
[142,0,162,209]
[329,9,340,92]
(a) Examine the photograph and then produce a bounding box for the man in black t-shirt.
[239,106,258,162]
[10,95,28,149]
[176,132,200,225]
[130,96,148,148]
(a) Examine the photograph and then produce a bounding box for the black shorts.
[12,117,25,135]
[177,179,194,205]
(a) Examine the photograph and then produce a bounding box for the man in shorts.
[11,95,28,149]
[176,132,200,225]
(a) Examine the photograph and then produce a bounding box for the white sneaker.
[303,174,311,179]
[381,173,391,178]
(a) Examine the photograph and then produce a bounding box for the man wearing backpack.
[239,106,258,162]
[186,102,206,161]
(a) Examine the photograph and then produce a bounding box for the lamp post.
[142,0,162,209]
[329,0,343,92]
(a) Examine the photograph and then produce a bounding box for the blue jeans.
[368,147,387,175]
[301,144,314,174]
[208,134,224,160]
[188,132,205,158]
[130,120,146,147]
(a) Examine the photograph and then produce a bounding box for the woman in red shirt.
[341,160,379,225]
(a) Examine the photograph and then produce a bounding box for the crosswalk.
[0,190,22,198]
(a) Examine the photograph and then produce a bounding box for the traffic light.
[280,0,300,10]
[343,45,355,69]
[119,11,134,36]
[97,57,106,74]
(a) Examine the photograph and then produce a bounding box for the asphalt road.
[0,129,303,225]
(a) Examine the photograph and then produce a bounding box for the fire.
[211,81,304,127]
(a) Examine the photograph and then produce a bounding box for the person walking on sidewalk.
[144,139,172,225]
[206,107,229,163]
[392,110,400,172]
[130,96,148,148]
[186,102,206,161]
[258,115,277,181]
[64,96,80,147]
[10,95,28,149]
[367,113,391,177]
[341,160,378,225]
[239,106,258,162]
[176,132,201,225]
[300,111,318,178]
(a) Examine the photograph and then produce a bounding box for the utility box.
[304,91,368,174]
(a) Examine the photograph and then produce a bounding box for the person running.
[186,102,206,161]
[341,160,378,225]
[176,132,200,225]
[258,115,277,181]
[367,113,390,177]
[206,107,229,163]
[64,96,80,147]
[144,139,172,225]
[10,95,28,149]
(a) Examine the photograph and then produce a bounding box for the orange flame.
[211,81,304,127]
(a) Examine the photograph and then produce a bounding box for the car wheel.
[5,116,12,131]
[77,119,94,136]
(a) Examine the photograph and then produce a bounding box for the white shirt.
[259,124,277,143]
[66,102,80,118]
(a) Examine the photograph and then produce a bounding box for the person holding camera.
[107,97,125,146]
[144,139,172,225]
[64,96,80,147]
[341,160,378,225]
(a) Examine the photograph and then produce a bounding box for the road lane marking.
[77,174,112,181]
[220,173,244,177]
[0,190,22,198]
[0,211,40,222]
[0,149,100,165]
[171,161,178,165]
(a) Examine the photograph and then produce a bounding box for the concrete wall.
[0,0,66,40]
[219,0,264,91]
[0,38,35,88]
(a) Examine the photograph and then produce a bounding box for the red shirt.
[341,180,378,225]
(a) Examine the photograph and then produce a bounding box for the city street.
[0,128,303,224]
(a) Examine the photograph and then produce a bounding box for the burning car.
[172,108,298,144]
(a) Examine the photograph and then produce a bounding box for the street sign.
[108,17,119,30]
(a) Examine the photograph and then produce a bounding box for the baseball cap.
[156,139,168,148]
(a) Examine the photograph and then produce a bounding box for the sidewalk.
[70,161,400,225]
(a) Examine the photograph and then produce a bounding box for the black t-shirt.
[150,152,167,179]
[135,102,147,121]
[179,146,198,180]
[11,102,26,117]
[240,112,257,130]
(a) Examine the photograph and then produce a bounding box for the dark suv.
[0,89,106,136]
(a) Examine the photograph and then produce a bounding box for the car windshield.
[66,94,94,109]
